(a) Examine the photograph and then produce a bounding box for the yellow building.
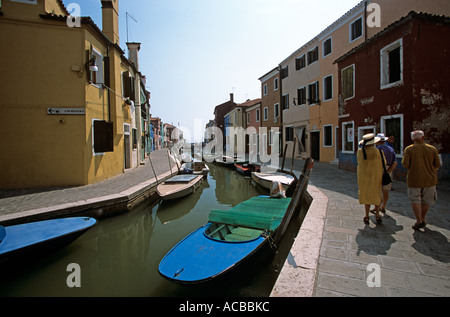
[0,0,138,188]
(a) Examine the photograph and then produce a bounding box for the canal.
[0,163,309,297]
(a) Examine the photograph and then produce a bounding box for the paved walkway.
[272,159,450,297]
[0,149,179,225]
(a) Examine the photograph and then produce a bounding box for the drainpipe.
[106,43,111,123]
[364,0,368,43]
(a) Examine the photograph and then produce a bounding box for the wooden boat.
[234,162,260,177]
[251,170,297,193]
[181,162,210,178]
[158,159,314,284]
[156,174,204,201]
[214,155,236,167]
[0,217,96,264]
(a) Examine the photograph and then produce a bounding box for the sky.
[62,0,362,142]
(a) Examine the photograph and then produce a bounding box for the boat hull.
[157,175,203,200]
[0,217,96,264]
[251,171,294,191]
[158,223,267,284]
[181,162,209,178]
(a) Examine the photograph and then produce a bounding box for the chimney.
[230,93,234,103]
[101,0,119,44]
[126,42,141,70]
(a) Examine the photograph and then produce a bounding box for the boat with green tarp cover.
[158,158,314,284]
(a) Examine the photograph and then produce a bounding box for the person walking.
[357,133,384,225]
[376,133,397,213]
[402,130,441,230]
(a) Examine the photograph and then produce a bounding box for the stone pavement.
[272,159,450,297]
[0,149,179,225]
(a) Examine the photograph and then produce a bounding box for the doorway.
[124,124,131,169]
[310,131,320,161]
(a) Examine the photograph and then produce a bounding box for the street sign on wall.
[47,108,85,115]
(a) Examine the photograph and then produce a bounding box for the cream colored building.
[279,0,450,163]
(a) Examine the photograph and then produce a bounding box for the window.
[285,126,294,142]
[350,17,363,42]
[295,55,306,70]
[246,112,250,124]
[263,84,268,96]
[341,64,355,100]
[323,37,332,57]
[281,66,289,79]
[380,39,403,89]
[132,128,137,150]
[297,87,306,105]
[323,125,333,147]
[256,109,260,122]
[323,75,333,101]
[381,114,404,156]
[263,107,268,121]
[358,126,375,145]
[308,81,319,105]
[122,71,135,101]
[307,47,319,65]
[274,78,279,91]
[92,119,114,155]
[274,103,280,118]
[342,121,354,153]
[90,48,104,86]
[282,94,289,110]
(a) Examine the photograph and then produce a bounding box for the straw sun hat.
[359,133,381,146]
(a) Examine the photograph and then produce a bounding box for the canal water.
[0,164,309,297]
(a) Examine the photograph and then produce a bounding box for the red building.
[336,11,450,180]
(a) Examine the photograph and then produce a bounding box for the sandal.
[412,222,422,230]
[376,216,382,224]
[363,216,370,224]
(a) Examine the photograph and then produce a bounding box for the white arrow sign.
[47,108,85,115]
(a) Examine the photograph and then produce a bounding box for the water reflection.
[0,163,304,297]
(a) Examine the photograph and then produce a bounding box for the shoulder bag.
[379,149,392,186]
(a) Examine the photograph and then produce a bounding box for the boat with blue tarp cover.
[0,217,96,265]
[158,158,314,284]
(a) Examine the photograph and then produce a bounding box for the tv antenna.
[126,12,138,43]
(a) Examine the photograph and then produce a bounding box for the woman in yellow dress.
[357,133,385,224]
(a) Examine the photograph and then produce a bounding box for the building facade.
[0,0,150,188]
[213,93,236,151]
[275,0,450,165]
[336,11,450,179]
[259,67,281,156]
[224,99,261,158]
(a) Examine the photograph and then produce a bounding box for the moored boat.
[234,162,260,177]
[251,170,297,193]
[0,217,96,265]
[158,158,314,284]
[181,162,210,178]
[157,174,204,201]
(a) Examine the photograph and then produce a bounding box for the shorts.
[382,166,393,191]
[407,186,437,206]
